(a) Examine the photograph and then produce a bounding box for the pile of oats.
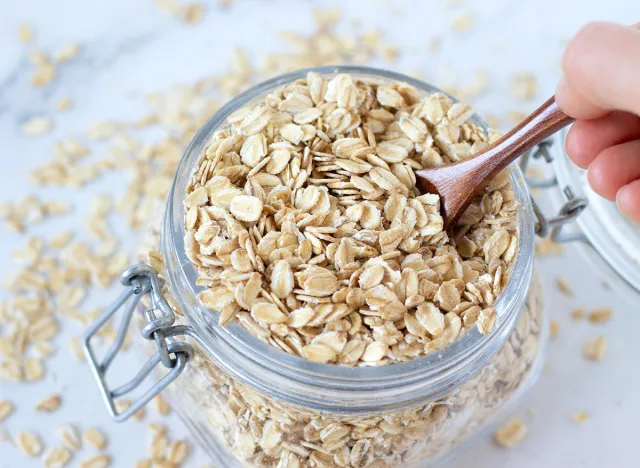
[184,72,519,366]
[138,243,544,467]
[3,5,553,466]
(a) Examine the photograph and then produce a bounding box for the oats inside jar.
[184,72,519,365]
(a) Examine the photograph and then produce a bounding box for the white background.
[1,1,639,467]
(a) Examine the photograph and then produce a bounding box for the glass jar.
[84,66,549,467]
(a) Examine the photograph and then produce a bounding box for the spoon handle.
[415,96,574,230]
[462,97,574,187]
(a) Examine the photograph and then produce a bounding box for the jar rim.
[551,130,640,295]
[162,65,535,408]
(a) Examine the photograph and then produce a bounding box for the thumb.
[556,22,640,119]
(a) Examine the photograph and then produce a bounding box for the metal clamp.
[521,140,589,243]
[83,264,194,422]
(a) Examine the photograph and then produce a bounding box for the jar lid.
[550,130,640,293]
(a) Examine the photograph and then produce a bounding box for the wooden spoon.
[415,96,573,230]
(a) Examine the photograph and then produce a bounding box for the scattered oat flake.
[588,307,612,324]
[31,64,56,87]
[57,97,73,111]
[57,424,82,451]
[572,411,589,423]
[22,117,53,136]
[147,422,167,436]
[0,400,14,421]
[50,230,74,249]
[69,337,85,361]
[83,428,107,450]
[148,432,168,460]
[507,109,528,125]
[167,440,189,463]
[451,14,474,32]
[583,336,607,361]
[24,357,45,380]
[115,399,144,420]
[549,320,559,339]
[18,23,34,43]
[17,430,43,456]
[535,238,565,256]
[85,121,118,140]
[555,276,574,296]
[571,307,585,320]
[54,43,81,63]
[181,2,205,23]
[510,73,537,101]
[28,50,49,66]
[494,418,527,448]
[153,394,171,415]
[36,394,62,412]
[80,453,111,468]
[43,446,72,468]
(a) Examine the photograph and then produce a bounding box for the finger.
[617,179,640,223]
[588,139,640,200]
[557,22,640,119]
[555,78,607,120]
[565,111,640,169]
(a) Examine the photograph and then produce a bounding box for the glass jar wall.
[126,66,547,467]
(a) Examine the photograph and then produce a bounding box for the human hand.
[555,22,640,222]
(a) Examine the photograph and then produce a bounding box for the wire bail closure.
[83,264,194,422]
[520,139,589,243]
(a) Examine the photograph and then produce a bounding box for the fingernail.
[616,185,629,213]
[556,78,567,100]
[555,79,568,106]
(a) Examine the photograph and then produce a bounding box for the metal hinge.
[520,140,588,243]
[83,265,194,422]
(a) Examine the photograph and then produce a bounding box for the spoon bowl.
[416,97,573,230]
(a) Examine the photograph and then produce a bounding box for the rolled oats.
[450,14,474,33]
[54,44,80,63]
[185,73,520,366]
[137,222,543,467]
[83,428,108,451]
[153,394,172,416]
[510,73,537,101]
[588,307,612,324]
[16,430,44,456]
[571,307,585,320]
[79,454,111,468]
[35,394,62,412]
[572,411,589,423]
[18,23,34,43]
[583,336,607,361]
[0,12,547,468]
[0,400,14,421]
[167,440,189,463]
[493,418,527,448]
[42,446,72,468]
[57,97,73,111]
[555,276,574,296]
[56,424,82,451]
[21,117,53,136]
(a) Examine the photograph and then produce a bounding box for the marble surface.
[1,1,639,467]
